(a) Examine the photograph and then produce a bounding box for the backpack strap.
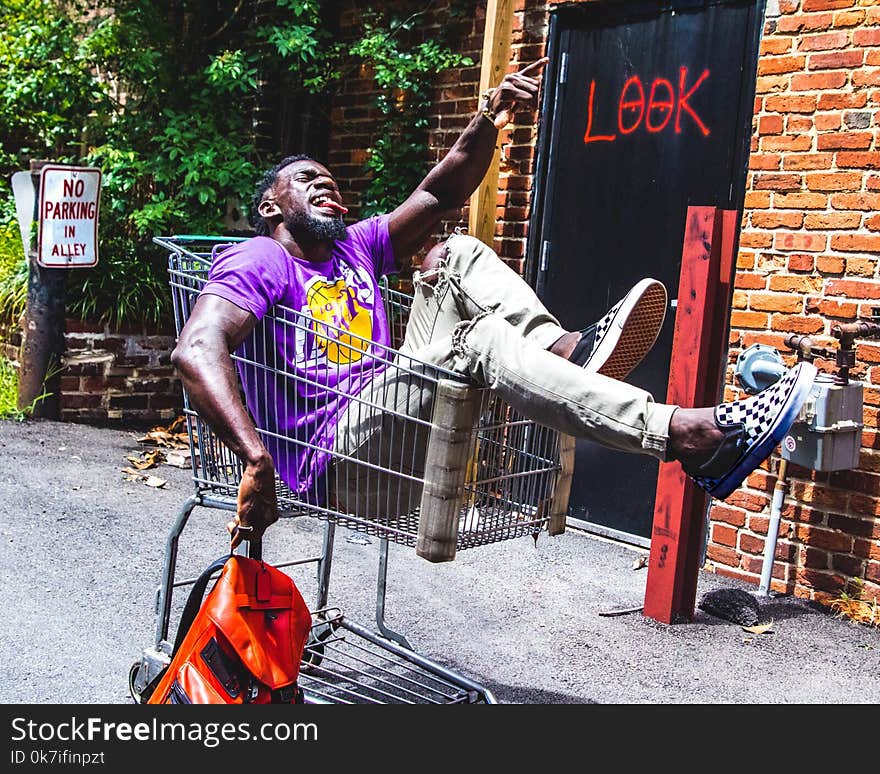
[172,554,233,655]
[138,555,232,703]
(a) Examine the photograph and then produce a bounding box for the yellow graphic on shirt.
[305,278,373,364]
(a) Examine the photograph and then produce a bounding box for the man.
[172,58,816,548]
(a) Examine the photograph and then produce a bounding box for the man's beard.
[286,211,347,243]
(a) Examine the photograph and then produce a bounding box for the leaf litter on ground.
[134,415,192,450]
[742,620,774,635]
[120,417,193,489]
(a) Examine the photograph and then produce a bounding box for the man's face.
[270,160,348,243]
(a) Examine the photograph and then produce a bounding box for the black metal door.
[528,0,764,542]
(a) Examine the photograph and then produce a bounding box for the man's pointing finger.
[518,57,550,76]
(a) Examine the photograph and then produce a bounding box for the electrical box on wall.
[781,374,863,472]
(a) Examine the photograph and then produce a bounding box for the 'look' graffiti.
[584,67,711,144]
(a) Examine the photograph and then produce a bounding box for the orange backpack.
[146,554,312,704]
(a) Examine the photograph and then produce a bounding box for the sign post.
[15,162,101,418]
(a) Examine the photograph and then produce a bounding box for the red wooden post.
[643,206,738,624]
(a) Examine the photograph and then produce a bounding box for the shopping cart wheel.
[301,615,336,675]
[128,660,145,704]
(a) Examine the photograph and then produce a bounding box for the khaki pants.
[332,233,677,517]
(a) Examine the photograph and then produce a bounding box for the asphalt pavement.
[1,417,879,705]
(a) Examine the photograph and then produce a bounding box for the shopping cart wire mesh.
[161,235,572,563]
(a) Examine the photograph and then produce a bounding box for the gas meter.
[734,315,880,472]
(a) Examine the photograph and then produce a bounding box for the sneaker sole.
[586,279,668,381]
[704,362,818,500]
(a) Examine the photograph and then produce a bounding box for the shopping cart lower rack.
[129,236,574,705]
[298,608,492,704]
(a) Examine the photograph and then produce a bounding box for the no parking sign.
[37,164,101,268]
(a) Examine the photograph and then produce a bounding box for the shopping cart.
[129,235,574,705]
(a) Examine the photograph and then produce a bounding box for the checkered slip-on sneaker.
[570,279,668,381]
[684,361,818,501]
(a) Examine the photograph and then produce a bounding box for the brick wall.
[1,319,181,426]
[704,0,880,609]
[329,0,483,270]
[60,319,182,426]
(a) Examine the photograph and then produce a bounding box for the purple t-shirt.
[199,215,397,495]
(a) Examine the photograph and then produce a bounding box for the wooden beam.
[643,206,738,624]
[468,0,514,246]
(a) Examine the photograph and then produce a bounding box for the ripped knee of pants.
[421,239,450,275]
[413,251,458,298]
[413,231,467,288]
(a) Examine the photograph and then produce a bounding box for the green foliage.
[0,0,261,327]
[206,50,259,94]
[0,0,472,327]
[0,354,55,421]
[0,196,27,326]
[352,8,473,216]
[0,1,100,163]
[0,355,21,419]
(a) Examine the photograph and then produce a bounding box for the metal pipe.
[832,321,880,340]
[758,459,788,597]
[829,321,880,384]
[785,333,816,359]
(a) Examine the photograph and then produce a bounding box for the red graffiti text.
[584,68,711,144]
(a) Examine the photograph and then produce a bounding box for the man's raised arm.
[170,294,278,548]
[387,57,549,261]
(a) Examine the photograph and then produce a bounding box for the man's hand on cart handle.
[229,459,279,548]
[228,522,253,546]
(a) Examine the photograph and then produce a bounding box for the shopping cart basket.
[129,235,575,704]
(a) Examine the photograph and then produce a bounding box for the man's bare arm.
[170,293,277,548]
[387,57,549,261]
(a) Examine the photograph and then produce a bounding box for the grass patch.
[0,355,54,421]
[0,355,23,419]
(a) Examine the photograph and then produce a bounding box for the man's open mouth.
[311,195,348,215]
